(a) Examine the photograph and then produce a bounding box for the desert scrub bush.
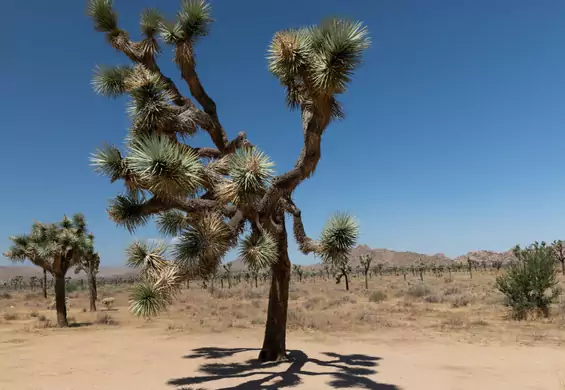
[0,292,12,299]
[29,311,39,318]
[101,297,114,310]
[95,313,118,325]
[496,242,561,319]
[3,312,18,321]
[450,295,470,308]
[443,286,460,296]
[423,294,443,303]
[406,284,431,298]
[368,290,387,303]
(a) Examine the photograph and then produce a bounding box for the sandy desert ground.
[1,272,564,389]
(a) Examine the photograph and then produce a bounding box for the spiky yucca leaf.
[129,283,168,318]
[177,0,213,43]
[127,135,203,197]
[125,67,177,134]
[140,8,163,37]
[307,19,370,95]
[90,143,127,181]
[87,0,118,33]
[107,191,150,233]
[159,20,184,44]
[319,212,359,262]
[155,210,189,237]
[216,147,274,205]
[239,232,278,270]
[125,240,169,280]
[267,29,310,81]
[172,213,232,275]
[153,265,182,302]
[92,65,133,98]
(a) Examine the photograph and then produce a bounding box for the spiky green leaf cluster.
[129,283,168,318]
[267,19,370,109]
[91,143,128,182]
[125,240,169,277]
[216,147,274,205]
[107,191,150,233]
[177,0,213,42]
[172,212,232,275]
[140,8,163,37]
[239,232,278,270]
[156,210,190,237]
[87,0,118,33]
[92,65,133,98]
[126,67,177,134]
[127,135,203,197]
[319,212,359,263]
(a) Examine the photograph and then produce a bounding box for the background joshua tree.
[4,214,94,327]
[550,240,565,275]
[359,254,373,289]
[293,265,304,283]
[87,0,368,361]
[74,233,101,311]
[222,262,232,289]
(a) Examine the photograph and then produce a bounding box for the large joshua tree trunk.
[54,273,68,327]
[258,222,291,362]
[42,269,48,299]
[87,267,97,312]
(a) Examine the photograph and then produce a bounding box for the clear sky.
[2,0,565,266]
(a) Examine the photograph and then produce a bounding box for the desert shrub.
[368,290,387,303]
[496,242,560,319]
[101,297,115,310]
[3,312,18,321]
[37,315,47,322]
[95,313,118,325]
[0,292,12,299]
[450,295,470,308]
[29,311,39,318]
[423,294,443,303]
[443,286,460,296]
[406,284,431,298]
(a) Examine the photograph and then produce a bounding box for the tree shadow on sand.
[168,347,400,389]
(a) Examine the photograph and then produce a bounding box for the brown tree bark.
[258,221,291,362]
[364,272,369,290]
[42,269,47,299]
[88,269,97,312]
[344,272,350,291]
[54,274,68,327]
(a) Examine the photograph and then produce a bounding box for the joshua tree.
[466,257,474,279]
[293,265,304,283]
[550,240,565,275]
[74,233,101,311]
[87,0,368,361]
[222,263,233,289]
[4,214,94,327]
[41,269,48,298]
[333,257,353,291]
[359,254,373,289]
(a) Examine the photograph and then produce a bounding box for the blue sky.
[2,0,565,266]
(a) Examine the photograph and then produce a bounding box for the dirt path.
[1,328,564,389]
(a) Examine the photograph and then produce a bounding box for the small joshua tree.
[293,265,304,283]
[4,214,94,327]
[75,233,101,311]
[323,214,359,292]
[550,240,565,275]
[87,0,368,361]
[223,262,232,289]
[359,254,373,289]
[496,242,560,320]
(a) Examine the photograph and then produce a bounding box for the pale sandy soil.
[1,328,564,390]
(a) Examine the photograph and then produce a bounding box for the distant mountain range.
[0,245,518,281]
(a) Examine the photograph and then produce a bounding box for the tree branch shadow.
[168,347,400,389]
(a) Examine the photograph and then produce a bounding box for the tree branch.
[282,197,320,255]
[175,42,229,153]
[140,196,236,218]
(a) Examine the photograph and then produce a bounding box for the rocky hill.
[0,245,519,281]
